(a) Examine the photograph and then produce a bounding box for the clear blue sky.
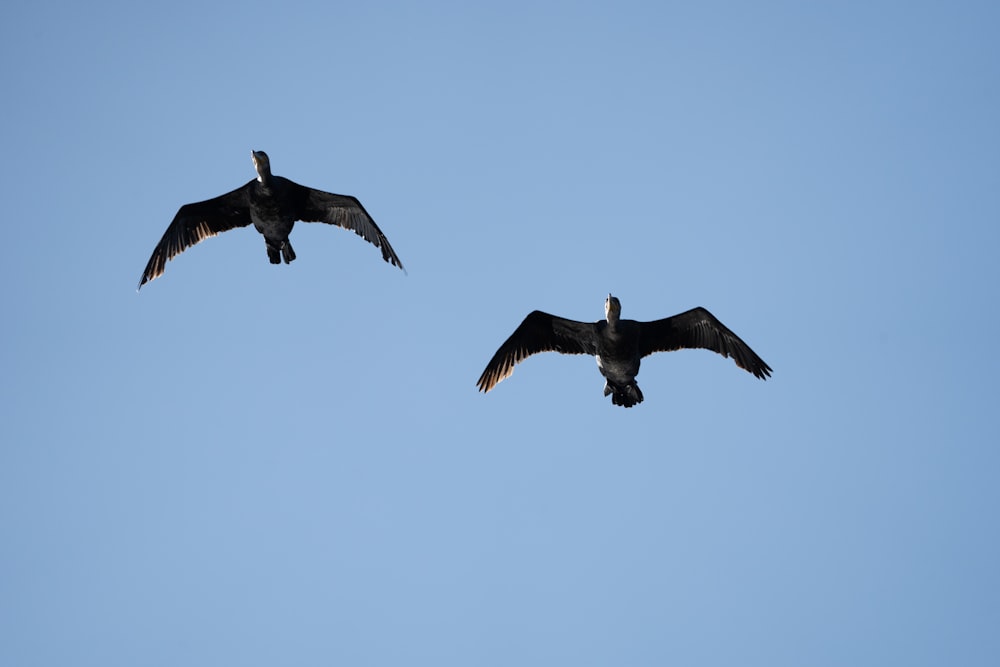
[2,1,998,665]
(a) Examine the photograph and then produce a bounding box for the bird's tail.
[604,381,644,408]
[265,240,296,264]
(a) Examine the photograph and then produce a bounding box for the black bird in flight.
[477,295,771,407]
[138,151,403,290]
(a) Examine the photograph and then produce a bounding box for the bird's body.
[477,295,771,407]
[593,316,645,407]
[249,171,298,264]
[137,151,403,289]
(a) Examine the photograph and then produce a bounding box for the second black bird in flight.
[477,295,772,407]
[138,151,404,290]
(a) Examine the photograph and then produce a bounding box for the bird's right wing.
[638,307,772,379]
[477,311,597,393]
[293,184,405,271]
[137,183,254,290]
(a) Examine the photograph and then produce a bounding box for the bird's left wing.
[477,311,598,393]
[292,184,405,271]
[137,183,254,290]
[638,307,772,379]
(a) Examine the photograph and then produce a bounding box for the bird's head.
[251,150,271,182]
[605,294,621,323]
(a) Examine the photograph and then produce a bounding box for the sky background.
[2,1,999,665]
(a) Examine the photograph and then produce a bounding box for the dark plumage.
[477,294,772,407]
[137,151,403,290]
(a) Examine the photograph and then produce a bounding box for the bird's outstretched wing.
[477,311,598,393]
[638,307,772,379]
[292,184,404,271]
[137,184,254,290]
